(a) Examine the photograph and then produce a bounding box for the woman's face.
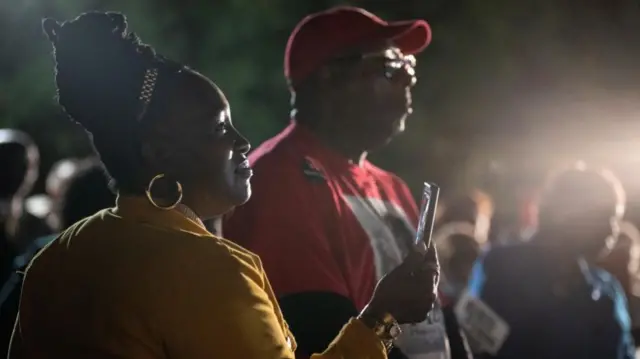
[143,71,252,218]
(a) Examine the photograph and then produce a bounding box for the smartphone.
[415,182,440,250]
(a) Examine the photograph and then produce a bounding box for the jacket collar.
[113,195,211,237]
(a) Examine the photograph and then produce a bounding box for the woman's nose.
[235,133,251,155]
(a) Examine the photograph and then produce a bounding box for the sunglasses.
[329,47,417,83]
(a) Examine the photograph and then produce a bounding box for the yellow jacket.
[10,196,386,359]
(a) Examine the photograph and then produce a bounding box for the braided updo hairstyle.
[42,12,184,193]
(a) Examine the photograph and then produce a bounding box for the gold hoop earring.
[145,173,183,210]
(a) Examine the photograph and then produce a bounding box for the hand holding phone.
[364,182,441,326]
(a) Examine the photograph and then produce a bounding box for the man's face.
[544,206,620,260]
[324,46,417,149]
[0,142,38,200]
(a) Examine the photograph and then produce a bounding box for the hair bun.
[53,11,131,50]
[42,18,61,44]
[45,11,155,133]
[107,12,128,35]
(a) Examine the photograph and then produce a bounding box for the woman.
[9,12,439,359]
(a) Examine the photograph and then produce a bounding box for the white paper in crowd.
[454,289,510,355]
[396,301,451,359]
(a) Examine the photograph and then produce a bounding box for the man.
[23,158,85,234]
[223,7,470,359]
[460,165,635,359]
[437,233,481,303]
[597,222,640,345]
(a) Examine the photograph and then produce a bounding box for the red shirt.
[224,122,419,310]
[224,123,451,359]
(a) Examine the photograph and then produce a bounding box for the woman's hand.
[364,244,440,324]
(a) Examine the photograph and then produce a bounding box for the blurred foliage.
[2,0,640,206]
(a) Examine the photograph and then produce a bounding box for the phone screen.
[415,182,440,249]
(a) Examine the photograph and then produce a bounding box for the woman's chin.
[230,182,252,206]
[202,182,252,218]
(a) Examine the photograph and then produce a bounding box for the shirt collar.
[113,195,211,237]
[288,121,373,173]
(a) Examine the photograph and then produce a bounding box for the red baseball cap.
[284,6,432,87]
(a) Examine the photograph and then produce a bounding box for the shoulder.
[364,161,415,205]
[157,237,271,314]
[20,215,270,343]
[238,142,335,210]
[587,263,626,298]
[473,242,536,280]
[249,125,300,170]
[215,236,264,273]
[55,208,112,242]
[249,125,332,186]
[585,263,633,330]
[485,241,533,261]
[145,232,264,283]
[365,161,408,186]
[33,212,264,285]
[249,135,308,186]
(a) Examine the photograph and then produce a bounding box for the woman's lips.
[235,160,253,178]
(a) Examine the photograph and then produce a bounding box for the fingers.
[400,292,437,324]
[389,249,440,325]
[415,240,428,254]
[413,240,439,263]
[418,243,440,275]
[413,249,440,289]
[398,249,425,274]
[424,242,439,263]
[400,243,440,275]
[412,262,439,285]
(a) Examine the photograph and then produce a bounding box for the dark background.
[3,0,640,217]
